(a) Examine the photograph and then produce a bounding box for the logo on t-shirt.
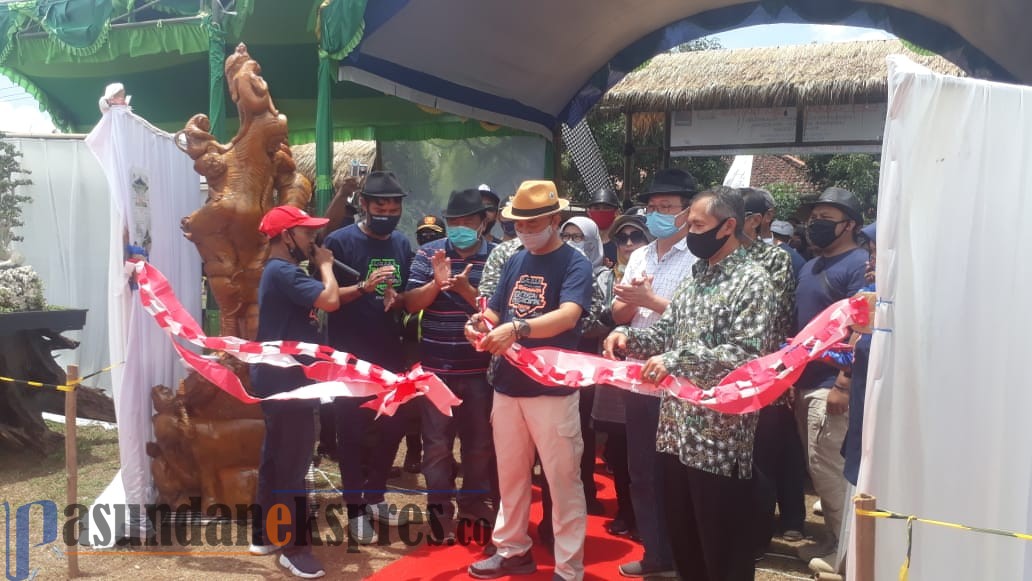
[509,275,548,318]
[366,258,401,295]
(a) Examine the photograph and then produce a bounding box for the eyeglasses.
[613,231,648,245]
[560,233,585,243]
[644,204,684,215]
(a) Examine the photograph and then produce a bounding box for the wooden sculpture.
[177,43,312,341]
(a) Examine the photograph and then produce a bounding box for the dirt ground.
[3,422,824,580]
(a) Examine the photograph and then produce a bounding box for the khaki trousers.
[796,387,849,541]
[491,391,586,581]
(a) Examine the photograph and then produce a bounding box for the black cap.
[637,168,698,203]
[740,187,773,215]
[361,171,408,198]
[589,187,620,208]
[804,187,863,224]
[478,184,501,208]
[443,188,489,218]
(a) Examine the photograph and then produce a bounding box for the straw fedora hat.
[500,180,569,221]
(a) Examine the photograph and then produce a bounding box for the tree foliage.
[803,154,880,219]
[0,136,33,260]
[766,182,804,221]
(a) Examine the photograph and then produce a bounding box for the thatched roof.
[291,141,377,190]
[602,40,964,113]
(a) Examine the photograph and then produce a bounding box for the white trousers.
[491,391,586,581]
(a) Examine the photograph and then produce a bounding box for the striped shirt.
[406,238,495,375]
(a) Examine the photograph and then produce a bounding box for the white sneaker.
[813,499,823,516]
[248,543,282,556]
[798,538,838,562]
[366,502,410,527]
[348,513,378,545]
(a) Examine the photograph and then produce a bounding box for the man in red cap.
[249,205,339,579]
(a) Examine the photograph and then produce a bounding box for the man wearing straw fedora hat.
[465,180,593,581]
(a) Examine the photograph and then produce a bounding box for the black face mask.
[367,214,400,236]
[686,218,730,260]
[806,219,847,249]
[500,220,517,238]
[285,230,311,263]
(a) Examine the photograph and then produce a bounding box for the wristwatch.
[357,280,370,294]
[513,318,531,339]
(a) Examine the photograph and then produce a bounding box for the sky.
[0,23,895,134]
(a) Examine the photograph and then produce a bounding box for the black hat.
[590,187,620,208]
[636,168,698,203]
[740,187,774,215]
[478,184,501,208]
[361,170,408,198]
[443,189,489,218]
[608,213,653,242]
[804,187,863,224]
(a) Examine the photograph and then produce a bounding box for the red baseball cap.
[258,205,329,237]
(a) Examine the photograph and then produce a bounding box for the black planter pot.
[0,309,88,336]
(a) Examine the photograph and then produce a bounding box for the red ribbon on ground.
[486,295,868,415]
[130,260,461,417]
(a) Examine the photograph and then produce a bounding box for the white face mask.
[566,240,586,256]
[517,224,554,252]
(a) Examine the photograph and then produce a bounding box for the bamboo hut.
[292,141,378,191]
[603,39,964,115]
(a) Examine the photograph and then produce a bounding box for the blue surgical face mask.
[447,225,480,249]
[646,209,686,239]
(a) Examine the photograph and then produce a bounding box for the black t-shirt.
[488,244,593,397]
[324,224,412,372]
[602,240,617,264]
[250,258,324,397]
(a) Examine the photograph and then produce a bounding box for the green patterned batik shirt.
[478,238,523,301]
[743,239,797,407]
[618,246,778,479]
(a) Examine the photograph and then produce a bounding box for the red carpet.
[367,462,641,580]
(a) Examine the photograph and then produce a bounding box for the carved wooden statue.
[177,43,312,341]
[151,43,314,514]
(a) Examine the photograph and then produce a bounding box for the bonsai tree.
[0,135,42,312]
[0,135,32,261]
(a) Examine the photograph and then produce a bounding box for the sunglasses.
[614,230,648,245]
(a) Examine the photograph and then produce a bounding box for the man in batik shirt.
[738,187,808,548]
[604,186,778,581]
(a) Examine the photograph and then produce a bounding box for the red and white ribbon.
[480,295,868,415]
[130,260,461,417]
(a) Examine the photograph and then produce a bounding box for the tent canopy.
[338,0,1030,137]
[0,0,529,141]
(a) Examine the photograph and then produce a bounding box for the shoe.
[457,501,496,525]
[604,519,632,536]
[248,543,281,556]
[428,514,456,545]
[468,552,537,579]
[482,542,497,556]
[367,502,410,527]
[781,529,805,542]
[278,553,325,579]
[809,556,837,574]
[798,538,838,562]
[618,560,677,578]
[389,466,402,479]
[347,513,378,545]
[813,499,823,516]
[586,499,606,516]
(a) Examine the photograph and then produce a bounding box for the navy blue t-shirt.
[488,243,593,397]
[406,237,495,375]
[782,243,806,279]
[324,223,412,372]
[795,247,869,388]
[250,258,324,397]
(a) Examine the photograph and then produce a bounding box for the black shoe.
[468,551,536,579]
[388,466,402,479]
[586,499,606,516]
[605,518,632,537]
[404,457,421,474]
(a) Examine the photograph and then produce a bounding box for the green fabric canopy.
[0,0,530,144]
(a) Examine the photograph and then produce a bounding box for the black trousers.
[753,404,807,534]
[254,400,317,556]
[661,454,756,581]
[595,420,634,527]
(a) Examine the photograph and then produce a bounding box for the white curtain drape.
[84,106,202,542]
[853,56,1032,580]
[7,136,111,383]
